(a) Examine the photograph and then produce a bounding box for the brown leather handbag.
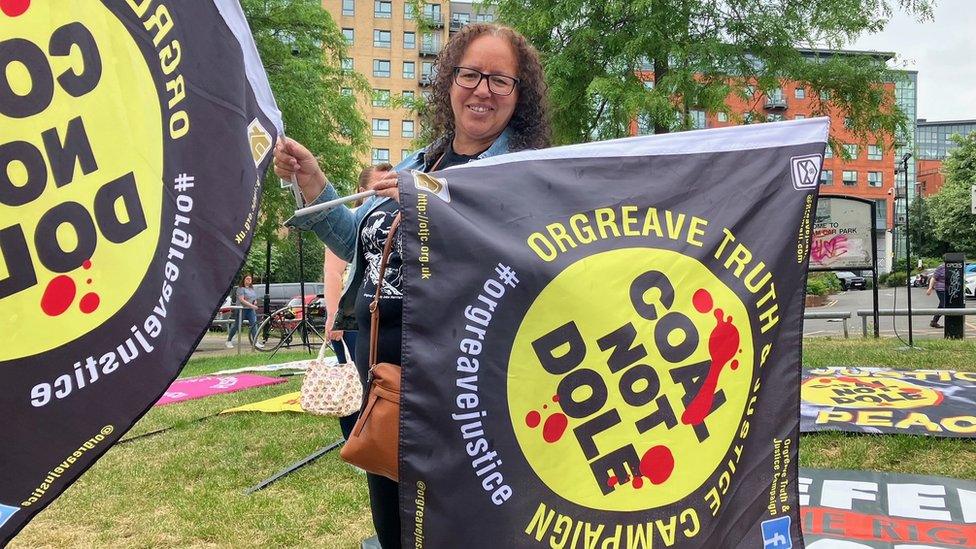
[339,213,402,481]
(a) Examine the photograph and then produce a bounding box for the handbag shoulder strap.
[369,212,402,368]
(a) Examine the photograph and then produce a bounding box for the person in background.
[275,23,551,549]
[227,274,262,348]
[324,163,392,439]
[926,262,946,328]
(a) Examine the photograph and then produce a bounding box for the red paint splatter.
[79,292,100,313]
[640,445,675,485]
[692,288,713,313]
[631,476,644,489]
[525,410,541,428]
[41,275,76,316]
[0,0,30,17]
[836,376,885,389]
[542,413,568,443]
[730,359,739,370]
[682,308,740,425]
[82,259,92,269]
[818,377,834,383]
[551,394,560,402]
[542,404,547,410]
[607,476,619,488]
[86,279,92,284]
[903,388,922,394]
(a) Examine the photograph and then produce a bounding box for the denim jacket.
[287,128,514,326]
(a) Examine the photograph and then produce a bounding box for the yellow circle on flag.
[1,4,163,360]
[508,248,754,511]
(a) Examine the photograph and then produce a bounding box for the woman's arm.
[323,250,348,341]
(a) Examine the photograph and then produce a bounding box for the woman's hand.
[926,287,933,296]
[325,312,342,341]
[369,169,400,202]
[273,137,327,204]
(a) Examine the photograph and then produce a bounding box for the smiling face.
[449,34,520,154]
[243,275,252,287]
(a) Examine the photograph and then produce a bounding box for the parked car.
[966,273,976,300]
[835,271,865,291]
[912,268,936,288]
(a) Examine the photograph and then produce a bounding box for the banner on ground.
[0,1,281,541]
[801,367,976,438]
[221,391,303,414]
[799,467,976,548]
[398,119,828,547]
[155,375,286,406]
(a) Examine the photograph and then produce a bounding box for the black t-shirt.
[355,199,403,367]
[355,143,488,370]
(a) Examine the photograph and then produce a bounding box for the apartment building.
[917,118,976,196]
[321,0,496,166]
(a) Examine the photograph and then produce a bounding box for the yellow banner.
[221,392,304,414]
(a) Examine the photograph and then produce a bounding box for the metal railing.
[803,310,853,338]
[855,308,976,337]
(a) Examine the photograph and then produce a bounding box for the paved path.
[803,286,976,339]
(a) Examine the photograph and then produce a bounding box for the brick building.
[632,49,917,273]
[916,118,976,196]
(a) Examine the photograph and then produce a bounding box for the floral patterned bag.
[299,340,362,417]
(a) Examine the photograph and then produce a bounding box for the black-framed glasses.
[453,66,519,96]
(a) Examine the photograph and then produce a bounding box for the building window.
[794,88,806,99]
[844,117,854,128]
[402,61,415,79]
[421,61,434,77]
[637,114,651,136]
[341,57,353,71]
[689,109,706,129]
[868,144,882,160]
[340,87,353,96]
[404,32,416,49]
[643,80,654,90]
[404,2,414,19]
[868,171,882,187]
[372,119,390,137]
[372,89,391,107]
[342,28,354,45]
[820,170,832,185]
[423,3,442,23]
[375,0,392,18]
[767,113,785,122]
[453,13,470,25]
[820,90,830,100]
[402,120,415,138]
[402,149,412,161]
[372,148,390,164]
[746,85,756,97]
[373,59,391,77]
[374,29,391,48]
[842,170,858,186]
[402,90,415,102]
[476,13,494,22]
[716,112,728,123]
[743,111,755,124]
[824,146,832,158]
[342,0,354,16]
[843,143,858,159]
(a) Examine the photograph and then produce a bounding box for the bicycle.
[253,296,326,353]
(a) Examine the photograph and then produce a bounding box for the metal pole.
[870,200,880,338]
[902,153,914,347]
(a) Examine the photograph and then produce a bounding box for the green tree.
[241,0,370,283]
[907,194,949,259]
[489,0,932,146]
[928,132,976,256]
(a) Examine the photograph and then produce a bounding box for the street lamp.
[896,152,915,347]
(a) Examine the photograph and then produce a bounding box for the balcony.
[764,97,787,110]
[419,44,440,57]
[419,75,433,87]
[450,19,466,32]
[423,14,444,28]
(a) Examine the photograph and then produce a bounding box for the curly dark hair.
[424,24,551,160]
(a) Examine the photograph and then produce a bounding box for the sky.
[848,0,976,121]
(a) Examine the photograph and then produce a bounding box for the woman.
[226,274,261,348]
[324,163,391,439]
[276,24,550,548]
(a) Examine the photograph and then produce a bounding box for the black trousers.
[367,473,401,548]
[932,290,946,323]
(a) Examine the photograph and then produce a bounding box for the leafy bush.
[885,271,907,287]
[806,273,841,296]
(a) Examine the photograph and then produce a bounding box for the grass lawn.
[11,339,976,548]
